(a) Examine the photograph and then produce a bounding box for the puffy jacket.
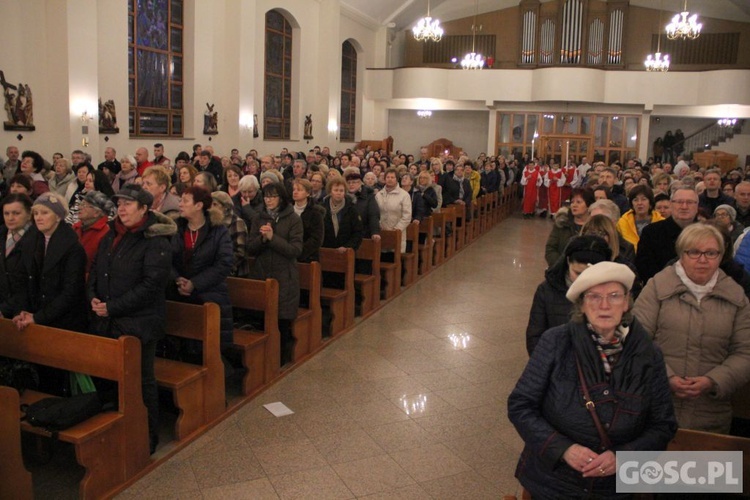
[353,185,380,238]
[171,211,234,349]
[525,258,572,356]
[616,209,664,253]
[247,205,303,320]
[321,196,363,250]
[88,211,176,344]
[544,207,580,267]
[376,186,412,252]
[633,264,750,433]
[508,319,676,499]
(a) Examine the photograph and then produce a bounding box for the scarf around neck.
[329,198,345,237]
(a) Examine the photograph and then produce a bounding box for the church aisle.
[117,214,553,499]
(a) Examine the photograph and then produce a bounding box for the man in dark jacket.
[346,170,380,241]
[635,187,698,283]
[88,184,177,454]
[440,163,473,220]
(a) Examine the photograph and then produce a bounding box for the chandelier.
[412,0,443,42]
[665,0,702,40]
[417,110,433,119]
[717,118,737,128]
[461,0,485,70]
[646,3,670,72]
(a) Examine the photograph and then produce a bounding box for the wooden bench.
[418,216,434,275]
[442,206,457,260]
[668,428,750,488]
[157,301,225,440]
[379,229,403,300]
[354,238,381,317]
[453,203,467,252]
[0,320,149,499]
[0,386,33,500]
[401,221,419,287]
[431,210,447,267]
[227,277,281,395]
[319,248,356,337]
[296,261,323,357]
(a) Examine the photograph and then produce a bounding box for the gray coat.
[633,264,750,433]
[247,205,303,320]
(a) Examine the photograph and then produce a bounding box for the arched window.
[128,0,183,137]
[340,41,357,143]
[264,10,292,140]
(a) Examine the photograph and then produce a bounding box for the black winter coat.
[417,186,439,217]
[525,259,571,356]
[321,197,363,250]
[297,203,325,263]
[247,205,303,320]
[508,319,676,499]
[20,224,88,332]
[88,211,176,344]
[405,187,425,222]
[635,217,687,283]
[0,225,33,318]
[170,215,234,348]
[481,170,500,194]
[232,191,264,226]
[353,186,380,238]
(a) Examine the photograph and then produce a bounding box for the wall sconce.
[327,119,338,140]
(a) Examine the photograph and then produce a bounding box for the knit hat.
[33,192,69,220]
[83,190,115,215]
[260,170,282,184]
[564,235,612,265]
[112,184,154,208]
[714,204,737,222]
[566,261,636,303]
[211,191,233,210]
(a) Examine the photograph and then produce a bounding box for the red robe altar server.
[520,161,542,217]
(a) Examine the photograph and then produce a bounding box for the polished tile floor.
[117,214,551,499]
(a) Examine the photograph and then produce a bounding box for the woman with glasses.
[247,182,303,366]
[634,223,750,433]
[509,261,676,498]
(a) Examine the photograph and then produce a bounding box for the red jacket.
[73,216,111,273]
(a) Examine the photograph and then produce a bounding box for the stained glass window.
[340,41,357,143]
[264,10,292,140]
[129,0,183,137]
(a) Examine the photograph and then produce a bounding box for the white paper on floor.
[263,402,294,417]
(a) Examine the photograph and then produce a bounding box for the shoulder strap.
[575,356,612,451]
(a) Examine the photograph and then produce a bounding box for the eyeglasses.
[672,199,698,205]
[684,249,721,260]
[714,212,731,219]
[583,292,626,306]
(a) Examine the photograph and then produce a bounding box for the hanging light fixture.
[461,0,485,70]
[412,0,443,42]
[717,118,737,128]
[417,110,433,119]
[646,1,670,72]
[665,0,702,40]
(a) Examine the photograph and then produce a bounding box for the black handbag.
[22,393,103,435]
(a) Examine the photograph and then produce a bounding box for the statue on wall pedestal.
[303,114,313,140]
[1,70,35,131]
[204,102,218,135]
[99,98,119,133]
[252,114,259,138]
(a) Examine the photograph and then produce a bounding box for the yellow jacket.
[616,209,664,252]
[467,170,481,199]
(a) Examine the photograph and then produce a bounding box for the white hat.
[565,261,636,303]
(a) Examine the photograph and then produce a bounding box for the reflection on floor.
[116,214,551,499]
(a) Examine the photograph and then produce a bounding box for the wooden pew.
[442,206,457,260]
[453,203,467,251]
[733,382,750,420]
[379,229,402,300]
[296,261,323,357]
[490,191,499,225]
[431,210,447,267]
[418,216,434,275]
[319,248,356,337]
[157,302,225,440]
[0,386,33,500]
[401,221,419,287]
[480,195,491,235]
[354,238,381,317]
[227,277,281,395]
[668,429,750,488]
[0,320,149,499]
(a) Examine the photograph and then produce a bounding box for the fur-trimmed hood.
[553,206,573,229]
[145,210,178,238]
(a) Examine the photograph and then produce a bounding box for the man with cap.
[345,167,380,242]
[72,190,114,272]
[88,183,177,454]
[509,261,676,499]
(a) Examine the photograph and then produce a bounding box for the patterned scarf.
[587,323,629,375]
[329,198,345,237]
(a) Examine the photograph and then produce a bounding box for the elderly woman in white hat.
[509,261,676,499]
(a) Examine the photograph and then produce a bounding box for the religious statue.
[1,70,35,131]
[303,114,313,140]
[204,102,218,135]
[98,98,120,133]
[252,114,259,138]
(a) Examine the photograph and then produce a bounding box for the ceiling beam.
[383,0,419,26]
